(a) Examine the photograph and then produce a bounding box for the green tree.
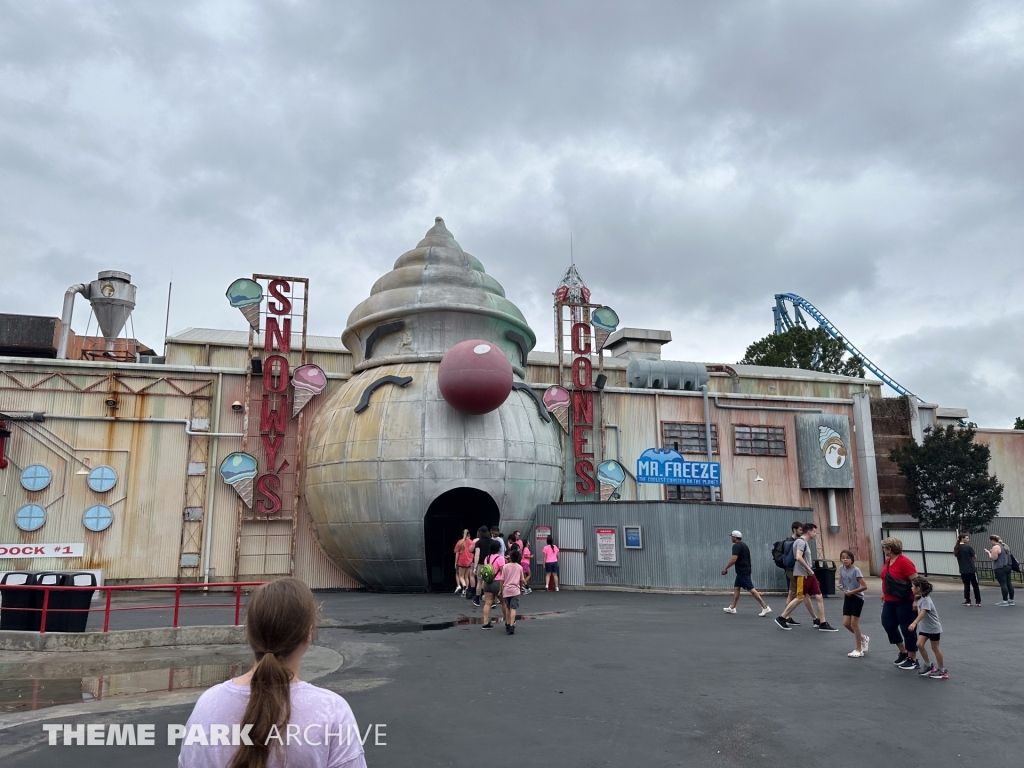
[1014,416,1024,430]
[889,424,1004,533]
[739,327,865,377]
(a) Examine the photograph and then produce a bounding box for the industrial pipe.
[203,373,224,584]
[57,284,89,359]
[712,395,824,414]
[828,488,840,533]
[39,413,243,438]
[701,385,717,503]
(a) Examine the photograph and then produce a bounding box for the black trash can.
[0,571,42,631]
[35,572,66,632]
[813,559,837,597]
[53,572,97,632]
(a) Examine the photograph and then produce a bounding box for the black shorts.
[545,562,559,574]
[842,595,864,618]
[504,595,520,610]
[734,573,754,591]
[919,632,941,642]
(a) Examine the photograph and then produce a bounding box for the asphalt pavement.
[2,582,1022,768]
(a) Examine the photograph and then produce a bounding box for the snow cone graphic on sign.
[819,426,847,469]
[292,364,327,417]
[597,459,626,501]
[591,307,619,352]
[225,278,263,330]
[220,452,258,508]
[543,385,571,433]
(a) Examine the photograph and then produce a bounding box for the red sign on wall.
[238,276,311,519]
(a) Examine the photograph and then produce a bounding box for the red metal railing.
[0,582,264,634]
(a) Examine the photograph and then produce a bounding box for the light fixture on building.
[75,457,92,475]
[104,397,118,408]
[747,467,764,483]
[231,401,244,412]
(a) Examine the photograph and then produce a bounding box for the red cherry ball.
[438,339,513,415]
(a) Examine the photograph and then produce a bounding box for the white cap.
[731,530,742,538]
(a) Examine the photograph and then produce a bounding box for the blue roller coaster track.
[772,293,915,397]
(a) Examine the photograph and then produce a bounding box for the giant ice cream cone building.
[304,218,563,591]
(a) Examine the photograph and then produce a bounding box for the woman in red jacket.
[880,537,921,671]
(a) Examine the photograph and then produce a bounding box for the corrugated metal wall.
[535,501,808,591]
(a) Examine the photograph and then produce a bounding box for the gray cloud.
[1,1,1021,425]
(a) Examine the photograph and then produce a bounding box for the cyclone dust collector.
[57,271,137,359]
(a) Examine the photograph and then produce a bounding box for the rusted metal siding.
[597,388,870,563]
[0,369,207,581]
[975,430,1024,518]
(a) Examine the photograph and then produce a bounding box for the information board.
[596,527,617,565]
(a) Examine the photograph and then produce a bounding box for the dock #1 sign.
[0,543,84,558]
[636,448,721,487]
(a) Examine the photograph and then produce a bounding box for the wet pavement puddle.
[329,611,565,634]
[0,651,252,713]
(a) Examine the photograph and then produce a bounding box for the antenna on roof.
[163,273,173,357]
[570,232,574,266]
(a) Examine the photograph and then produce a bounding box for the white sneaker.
[759,606,772,617]
[555,586,559,591]
[861,635,870,653]
[848,649,864,658]
[455,586,463,594]
[723,607,737,614]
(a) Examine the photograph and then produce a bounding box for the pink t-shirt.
[501,562,524,597]
[521,544,531,565]
[486,553,505,580]
[178,679,366,768]
[454,538,474,568]
[543,544,559,563]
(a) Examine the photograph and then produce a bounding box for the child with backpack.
[480,540,505,630]
[909,577,947,679]
[838,549,869,657]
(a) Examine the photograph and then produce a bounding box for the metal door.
[558,518,585,586]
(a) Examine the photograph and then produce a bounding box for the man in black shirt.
[722,531,772,616]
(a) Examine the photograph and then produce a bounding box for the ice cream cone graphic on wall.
[220,452,258,508]
[543,386,571,433]
[591,307,619,353]
[292,364,328,416]
[225,278,263,330]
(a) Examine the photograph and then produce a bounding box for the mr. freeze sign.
[636,448,721,487]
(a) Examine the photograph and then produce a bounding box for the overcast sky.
[2,2,1021,427]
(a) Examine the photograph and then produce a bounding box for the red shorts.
[794,574,822,598]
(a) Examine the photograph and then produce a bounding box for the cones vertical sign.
[552,265,620,500]
[223,276,324,515]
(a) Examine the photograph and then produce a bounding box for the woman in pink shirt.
[543,534,560,592]
[453,529,474,596]
[179,578,366,768]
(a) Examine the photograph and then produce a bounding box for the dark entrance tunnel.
[423,487,500,592]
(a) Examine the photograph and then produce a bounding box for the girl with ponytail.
[179,578,366,768]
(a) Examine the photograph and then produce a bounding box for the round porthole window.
[20,465,52,492]
[87,465,118,493]
[15,504,47,532]
[83,504,114,532]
